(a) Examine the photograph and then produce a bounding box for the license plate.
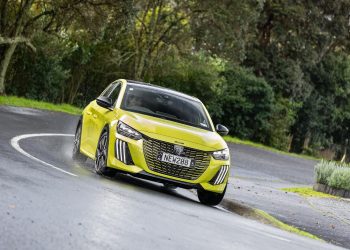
[157,152,192,167]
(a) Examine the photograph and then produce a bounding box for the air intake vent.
[115,139,134,165]
[210,165,229,185]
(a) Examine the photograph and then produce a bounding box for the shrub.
[267,98,299,151]
[314,160,350,191]
[328,168,350,191]
[218,67,275,144]
[314,160,339,184]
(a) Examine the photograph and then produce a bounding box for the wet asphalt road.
[0,106,344,250]
[226,137,350,249]
[228,143,317,185]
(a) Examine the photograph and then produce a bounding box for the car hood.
[118,111,227,151]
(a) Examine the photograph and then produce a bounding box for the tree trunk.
[340,139,348,163]
[303,131,311,150]
[340,148,347,163]
[0,0,34,94]
[287,134,293,152]
[0,43,17,94]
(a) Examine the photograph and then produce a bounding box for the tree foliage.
[2,0,350,160]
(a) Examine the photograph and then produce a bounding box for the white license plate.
[158,152,192,167]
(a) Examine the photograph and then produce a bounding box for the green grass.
[281,187,337,198]
[254,209,322,240]
[0,96,82,115]
[221,199,321,241]
[224,135,319,161]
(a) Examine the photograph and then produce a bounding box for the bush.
[314,160,350,190]
[218,67,275,144]
[314,160,339,184]
[328,168,350,191]
[7,35,69,103]
[267,98,299,150]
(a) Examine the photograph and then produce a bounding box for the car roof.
[124,79,200,102]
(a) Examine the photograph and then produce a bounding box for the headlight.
[117,121,142,140]
[212,148,230,160]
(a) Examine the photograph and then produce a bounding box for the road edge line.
[10,133,77,177]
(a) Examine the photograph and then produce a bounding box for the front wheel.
[72,121,87,162]
[95,129,116,177]
[197,186,227,206]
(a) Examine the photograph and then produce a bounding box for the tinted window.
[121,85,212,131]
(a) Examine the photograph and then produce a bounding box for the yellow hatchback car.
[72,79,230,205]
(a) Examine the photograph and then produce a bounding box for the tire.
[94,128,116,177]
[197,186,227,206]
[72,120,87,162]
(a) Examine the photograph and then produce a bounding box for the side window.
[100,84,114,97]
[99,82,122,104]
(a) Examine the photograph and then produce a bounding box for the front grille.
[143,136,211,180]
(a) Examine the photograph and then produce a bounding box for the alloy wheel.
[95,132,108,173]
[73,126,81,155]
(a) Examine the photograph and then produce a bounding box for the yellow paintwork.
[80,79,230,193]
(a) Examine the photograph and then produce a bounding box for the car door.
[90,82,122,156]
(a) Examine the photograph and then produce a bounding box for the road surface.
[0,106,344,250]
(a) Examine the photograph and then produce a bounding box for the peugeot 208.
[72,79,230,205]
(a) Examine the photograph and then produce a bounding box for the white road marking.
[10,133,77,177]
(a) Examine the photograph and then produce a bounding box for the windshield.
[121,85,212,131]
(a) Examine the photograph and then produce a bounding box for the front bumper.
[107,127,230,193]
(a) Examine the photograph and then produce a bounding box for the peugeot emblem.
[174,145,184,155]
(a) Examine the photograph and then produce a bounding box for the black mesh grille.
[143,136,211,180]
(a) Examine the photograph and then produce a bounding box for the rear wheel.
[72,121,87,162]
[95,129,116,177]
[197,186,226,206]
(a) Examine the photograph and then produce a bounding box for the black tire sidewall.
[197,186,226,206]
[95,129,109,174]
[72,120,87,161]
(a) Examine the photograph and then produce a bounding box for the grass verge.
[281,187,337,199]
[224,135,319,161]
[254,209,321,240]
[221,200,321,241]
[0,96,82,115]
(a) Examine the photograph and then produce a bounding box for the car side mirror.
[96,96,113,110]
[216,124,229,136]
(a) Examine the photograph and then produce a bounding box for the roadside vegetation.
[1,1,350,162]
[221,200,321,240]
[224,136,319,161]
[0,96,82,115]
[281,187,337,199]
[314,161,350,191]
[254,209,321,241]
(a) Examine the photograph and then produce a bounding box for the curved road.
[0,106,344,250]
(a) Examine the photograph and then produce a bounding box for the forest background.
[1,0,350,160]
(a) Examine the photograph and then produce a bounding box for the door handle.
[86,111,92,115]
